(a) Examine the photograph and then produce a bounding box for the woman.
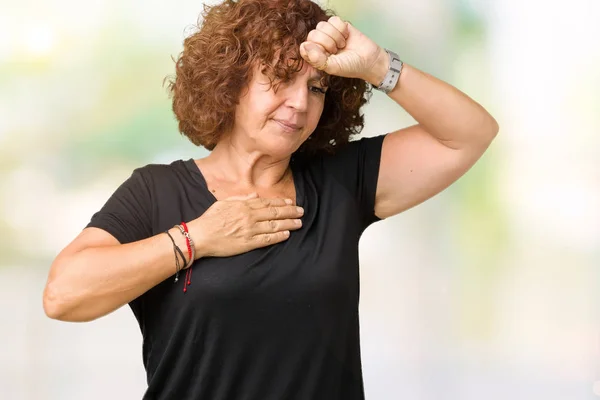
[43,0,498,398]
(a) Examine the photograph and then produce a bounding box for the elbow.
[43,281,93,322]
[477,114,499,149]
[477,104,500,142]
[44,256,89,322]
[43,279,109,323]
[44,253,106,322]
[469,115,498,154]
[43,282,70,321]
[489,115,500,138]
[484,108,499,139]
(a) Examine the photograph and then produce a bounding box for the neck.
[207,135,291,188]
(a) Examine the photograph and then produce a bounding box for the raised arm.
[299,16,499,219]
[370,60,499,219]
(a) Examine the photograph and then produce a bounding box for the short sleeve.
[322,134,386,229]
[86,168,154,244]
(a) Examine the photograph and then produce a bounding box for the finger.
[247,197,293,209]
[346,21,363,39]
[300,42,329,71]
[253,205,304,221]
[225,192,258,201]
[327,16,349,39]
[315,20,346,49]
[251,230,291,248]
[307,29,339,55]
[253,218,302,234]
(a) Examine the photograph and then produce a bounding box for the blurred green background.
[1,0,599,399]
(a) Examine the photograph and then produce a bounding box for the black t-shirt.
[87,134,386,400]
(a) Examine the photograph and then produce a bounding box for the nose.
[283,81,309,112]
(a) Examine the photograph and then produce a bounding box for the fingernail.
[285,199,293,205]
[296,207,304,214]
[294,219,302,226]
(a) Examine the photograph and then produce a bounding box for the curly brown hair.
[166,0,372,155]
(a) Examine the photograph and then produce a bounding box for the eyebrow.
[308,74,328,85]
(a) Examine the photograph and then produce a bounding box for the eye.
[310,86,327,95]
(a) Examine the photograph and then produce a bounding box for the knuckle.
[269,220,277,231]
[270,207,279,218]
[263,234,272,244]
[317,21,328,30]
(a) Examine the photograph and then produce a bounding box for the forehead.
[256,55,328,83]
[289,61,331,87]
[306,64,327,80]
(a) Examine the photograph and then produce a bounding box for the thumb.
[300,42,329,70]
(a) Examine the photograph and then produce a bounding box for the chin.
[257,129,306,158]
[262,142,298,159]
[259,137,303,159]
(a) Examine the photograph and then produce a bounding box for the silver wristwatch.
[374,49,403,94]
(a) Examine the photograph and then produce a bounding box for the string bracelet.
[164,229,186,282]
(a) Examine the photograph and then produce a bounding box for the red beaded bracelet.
[176,223,196,293]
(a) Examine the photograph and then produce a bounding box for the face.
[231,62,328,159]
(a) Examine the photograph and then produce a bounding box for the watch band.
[375,49,403,94]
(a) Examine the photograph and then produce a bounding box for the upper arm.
[374,124,491,219]
[58,227,120,258]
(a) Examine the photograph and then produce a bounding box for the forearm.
[44,227,185,322]
[367,51,499,149]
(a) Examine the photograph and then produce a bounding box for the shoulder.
[132,159,189,177]
[129,159,198,187]
[108,159,202,207]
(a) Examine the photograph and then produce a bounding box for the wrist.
[170,227,190,263]
[364,47,390,86]
[188,221,208,260]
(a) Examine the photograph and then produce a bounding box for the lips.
[274,119,301,131]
